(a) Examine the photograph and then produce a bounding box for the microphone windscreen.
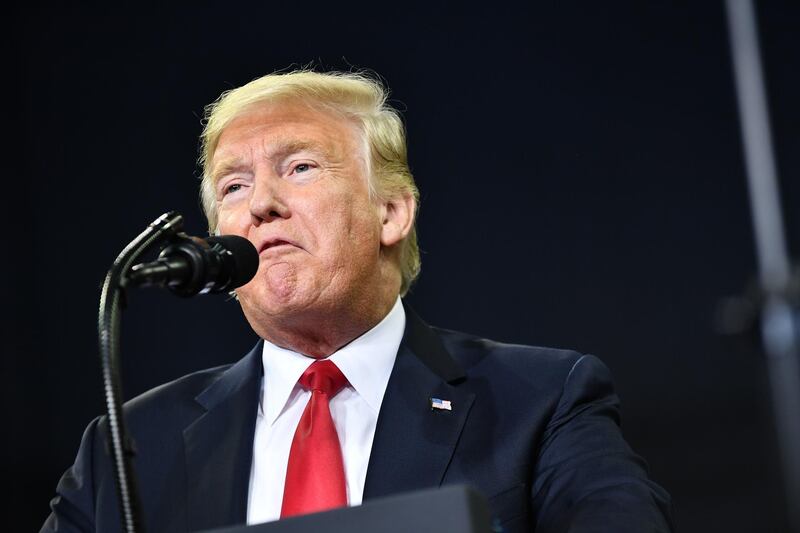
[207,235,259,289]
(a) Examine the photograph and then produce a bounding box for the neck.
[253,290,398,358]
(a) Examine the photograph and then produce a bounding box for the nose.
[249,172,290,226]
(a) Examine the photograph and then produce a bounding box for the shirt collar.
[260,297,405,425]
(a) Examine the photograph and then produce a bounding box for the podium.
[201,485,492,533]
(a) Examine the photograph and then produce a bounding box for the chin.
[239,280,318,321]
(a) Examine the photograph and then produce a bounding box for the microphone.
[126,234,259,297]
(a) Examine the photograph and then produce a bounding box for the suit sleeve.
[530,354,674,533]
[40,417,101,533]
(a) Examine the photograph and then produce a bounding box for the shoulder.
[86,364,238,440]
[434,326,589,373]
[119,340,263,424]
[430,325,614,396]
[125,364,233,415]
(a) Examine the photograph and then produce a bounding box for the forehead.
[211,100,364,166]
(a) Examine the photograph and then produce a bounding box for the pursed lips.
[258,238,301,255]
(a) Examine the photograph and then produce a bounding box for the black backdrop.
[7,3,799,532]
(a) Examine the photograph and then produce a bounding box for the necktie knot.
[299,360,348,397]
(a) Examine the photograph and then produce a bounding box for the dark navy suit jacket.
[43,306,673,532]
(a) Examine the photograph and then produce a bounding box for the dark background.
[7,2,799,532]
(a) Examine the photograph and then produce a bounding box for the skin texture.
[212,100,415,357]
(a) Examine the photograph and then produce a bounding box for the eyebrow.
[210,139,329,185]
[210,157,250,186]
[270,138,324,158]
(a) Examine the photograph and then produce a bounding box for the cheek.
[349,200,383,243]
[216,207,247,236]
[319,203,373,253]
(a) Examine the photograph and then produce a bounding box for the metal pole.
[724,1,800,530]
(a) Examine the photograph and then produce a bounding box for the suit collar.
[184,341,263,531]
[364,301,475,499]
[401,302,466,383]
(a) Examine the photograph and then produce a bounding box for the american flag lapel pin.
[430,397,452,411]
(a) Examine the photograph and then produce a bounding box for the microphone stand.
[97,211,186,533]
[724,1,800,531]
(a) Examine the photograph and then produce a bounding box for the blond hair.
[198,70,421,295]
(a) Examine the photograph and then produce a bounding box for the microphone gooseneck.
[97,212,259,533]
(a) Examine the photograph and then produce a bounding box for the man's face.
[212,100,384,332]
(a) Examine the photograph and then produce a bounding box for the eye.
[294,163,311,173]
[224,183,242,195]
[284,160,318,183]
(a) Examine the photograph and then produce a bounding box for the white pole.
[724,1,800,530]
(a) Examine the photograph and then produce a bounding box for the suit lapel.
[181,305,473,521]
[363,304,476,499]
[183,342,263,531]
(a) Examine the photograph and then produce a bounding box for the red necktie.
[280,360,349,518]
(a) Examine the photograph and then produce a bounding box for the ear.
[379,192,416,247]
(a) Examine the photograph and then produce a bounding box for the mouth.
[259,239,300,254]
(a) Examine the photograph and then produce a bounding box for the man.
[43,70,673,532]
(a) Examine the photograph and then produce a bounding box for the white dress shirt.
[246,297,405,525]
